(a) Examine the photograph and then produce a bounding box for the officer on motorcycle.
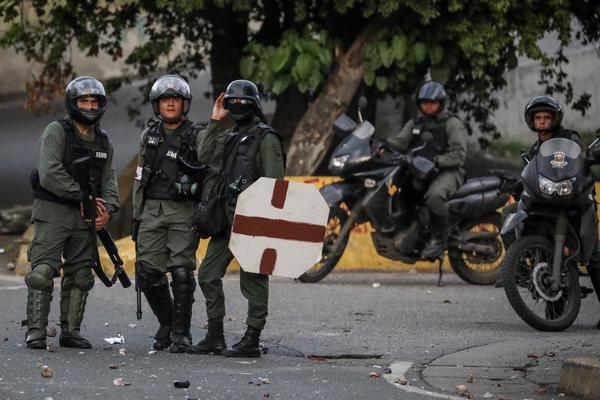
[388,81,468,259]
[500,96,600,326]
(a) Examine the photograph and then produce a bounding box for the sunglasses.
[227,98,253,105]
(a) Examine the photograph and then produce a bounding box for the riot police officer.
[132,74,204,353]
[25,76,120,349]
[388,81,468,259]
[192,80,285,358]
[498,96,600,318]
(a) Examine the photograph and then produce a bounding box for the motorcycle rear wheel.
[298,206,349,283]
[448,213,504,285]
[503,235,580,331]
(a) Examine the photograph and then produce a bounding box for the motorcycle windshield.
[329,121,375,174]
[537,138,582,181]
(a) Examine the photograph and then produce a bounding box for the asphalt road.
[0,271,598,400]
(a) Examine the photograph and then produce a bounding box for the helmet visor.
[66,78,106,99]
[150,76,191,101]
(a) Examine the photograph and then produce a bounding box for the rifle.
[72,156,131,288]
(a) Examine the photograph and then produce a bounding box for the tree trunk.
[285,28,376,175]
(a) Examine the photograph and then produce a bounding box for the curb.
[559,357,600,400]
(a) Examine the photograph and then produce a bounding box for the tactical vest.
[31,117,109,206]
[527,126,581,159]
[221,122,283,196]
[144,119,202,201]
[409,114,453,161]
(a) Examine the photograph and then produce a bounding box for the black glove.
[131,219,141,242]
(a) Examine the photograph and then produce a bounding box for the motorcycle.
[500,135,600,331]
[299,110,519,285]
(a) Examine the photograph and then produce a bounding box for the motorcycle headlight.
[330,154,349,170]
[538,175,574,196]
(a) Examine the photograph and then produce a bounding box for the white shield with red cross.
[228,177,329,278]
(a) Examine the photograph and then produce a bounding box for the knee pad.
[73,268,95,291]
[170,266,196,292]
[137,263,168,292]
[25,264,55,291]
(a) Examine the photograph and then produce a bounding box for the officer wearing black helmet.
[132,74,205,353]
[191,79,285,358]
[388,80,468,259]
[25,76,120,349]
[497,96,600,315]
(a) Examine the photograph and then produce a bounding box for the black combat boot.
[421,213,449,259]
[222,326,262,358]
[143,282,174,350]
[191,318,226,355]
[59,285,92,349]
[169,267,195,353]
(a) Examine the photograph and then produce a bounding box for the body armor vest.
[31,117,109,206]
[221,123,282,196]
[144,119,202,201]
[409,114,452,161]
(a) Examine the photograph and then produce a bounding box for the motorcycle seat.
[452,176,501,199]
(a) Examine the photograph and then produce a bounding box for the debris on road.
[369,371,381,378]
[113,377,130,386]
[467,374,474,383]
[128,324,137,329]
[7,262,15,271]
[148,350,157,355]
[527,352,539,359]
[456,384,471,397]
[109,364,119,370]
[372,282,381,288]
[307,355,328,363]
[383,367,392,374]
[46,327,57,337]
[394,378,408,385]
[249,377,271,386]
[483,392,494,398]
[442,299,453,304]
[104,333,125,345]
[40,367,53,378]
[173,380,190,389]
[118,348,127,355]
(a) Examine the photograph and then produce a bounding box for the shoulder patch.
[44,136,54,147]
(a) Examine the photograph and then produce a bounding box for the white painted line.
[0,285,26,290]
[384,361,464,400]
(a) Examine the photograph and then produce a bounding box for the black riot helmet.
[223,79,263,124]
[64,76,107,125]
[524,95,563,132]
[149,74,192,118]
[416,81,447,112]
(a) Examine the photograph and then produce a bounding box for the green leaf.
[375,76,388,91]
[317,47,333,68]
[391,34,408,61]
[294,53,314,80]
[378,42,394,68]
[239,57,255,79]
[428,45,444,65]
[271,46,290,73]
[272,75,291,95]
[412,42,427,63]
[308,70,321,90]
[364,69,375,86]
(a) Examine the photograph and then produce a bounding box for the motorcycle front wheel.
[448,213,504,285]
[503,235,580,331]
[298,206,349,283]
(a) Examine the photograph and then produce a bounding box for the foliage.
[0,0,598,142]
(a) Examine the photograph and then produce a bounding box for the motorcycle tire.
[298,206,349,283]
[503,235,581,332]
[448,213,504,285]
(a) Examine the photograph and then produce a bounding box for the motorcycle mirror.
[421,131,434,143]
[358,96,368,110]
